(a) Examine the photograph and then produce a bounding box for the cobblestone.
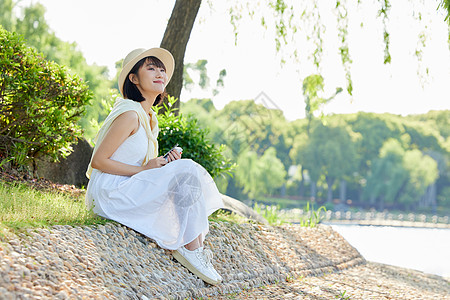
[0,222,447,299]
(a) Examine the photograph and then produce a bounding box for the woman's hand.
[165,149,182,163]
[144,156,168,170]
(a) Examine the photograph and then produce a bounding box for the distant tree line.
[182,98,450,214]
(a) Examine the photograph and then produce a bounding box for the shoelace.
[203,248,214,269]
[196,248,214,268]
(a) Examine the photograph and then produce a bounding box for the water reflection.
[328,223,450,278]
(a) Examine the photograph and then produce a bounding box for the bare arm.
[91,111,167,176]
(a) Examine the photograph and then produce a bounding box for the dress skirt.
[85,127,223,250]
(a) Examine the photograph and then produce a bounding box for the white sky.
[17,0,450,121]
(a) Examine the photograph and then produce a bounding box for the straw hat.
[118,48,175,96]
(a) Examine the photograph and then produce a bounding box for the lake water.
[328,223,450,278]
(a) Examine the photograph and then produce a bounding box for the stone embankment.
[0,222,364,299]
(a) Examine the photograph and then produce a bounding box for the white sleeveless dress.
[85,125,224,250]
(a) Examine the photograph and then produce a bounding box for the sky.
[17,0,450,121]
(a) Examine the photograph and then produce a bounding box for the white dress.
[85,125,224,250]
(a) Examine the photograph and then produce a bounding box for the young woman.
[85,48,224,285]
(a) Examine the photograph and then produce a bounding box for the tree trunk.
[326,176,334,203]
[369,194,376,207]
[378,195,384,211]
[280,183,286,197]
[159,0,202,115]
[357,187,363,206]
[299,168,305,198]
[430,183,437,215]
[339,179,346,204]
[310,181,317,201]
[420,183,437,214]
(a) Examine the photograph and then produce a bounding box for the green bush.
[156,96,235,178]
[0,26,92,168]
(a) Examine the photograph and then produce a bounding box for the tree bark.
[369,194,376,207]
[280,183,286,197]
[339,179,346,203]
[299,167,305,198]
[420,183,437,214]
[160,0,202,115]
[378,195,384,211]
[310,181,317,201]
[326,176,334,203]
[430,183,437,215]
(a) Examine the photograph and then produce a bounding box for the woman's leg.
[184,234,203,250]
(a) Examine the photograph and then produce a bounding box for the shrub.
[156,96,235,178]
[0,26,92,168]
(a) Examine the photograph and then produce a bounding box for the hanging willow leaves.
[439,0,450,22]
[229,4,243,45]
[300,1,325,71]
[228,0,448,100]
[412,2,432,87]
[448,23,450,50]
[378,0,391,64]
[439,0,450,49]
[302,74,343,134]
[415,29,430,86]
[311,3,325,70]
[269,0,289,52]
[335,0,353,95]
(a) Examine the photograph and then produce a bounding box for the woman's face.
[132,58,167,96]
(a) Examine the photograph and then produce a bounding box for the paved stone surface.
[0,221,448,299]
[0,223,363,299]
[213,262,450,299]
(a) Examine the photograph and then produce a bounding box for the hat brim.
[118,47,175,97]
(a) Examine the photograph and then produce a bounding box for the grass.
[253,203,288,225]
[208,209,249,224]
[299,202,327,227]
[0,178,253,241]
[251,201,327,227]
[0,180,109,240]
[336,290,351,299]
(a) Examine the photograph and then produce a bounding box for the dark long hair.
[122,56,167,105]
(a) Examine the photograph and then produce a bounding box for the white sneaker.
[203,248,222,282]
[173,246,221,285]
